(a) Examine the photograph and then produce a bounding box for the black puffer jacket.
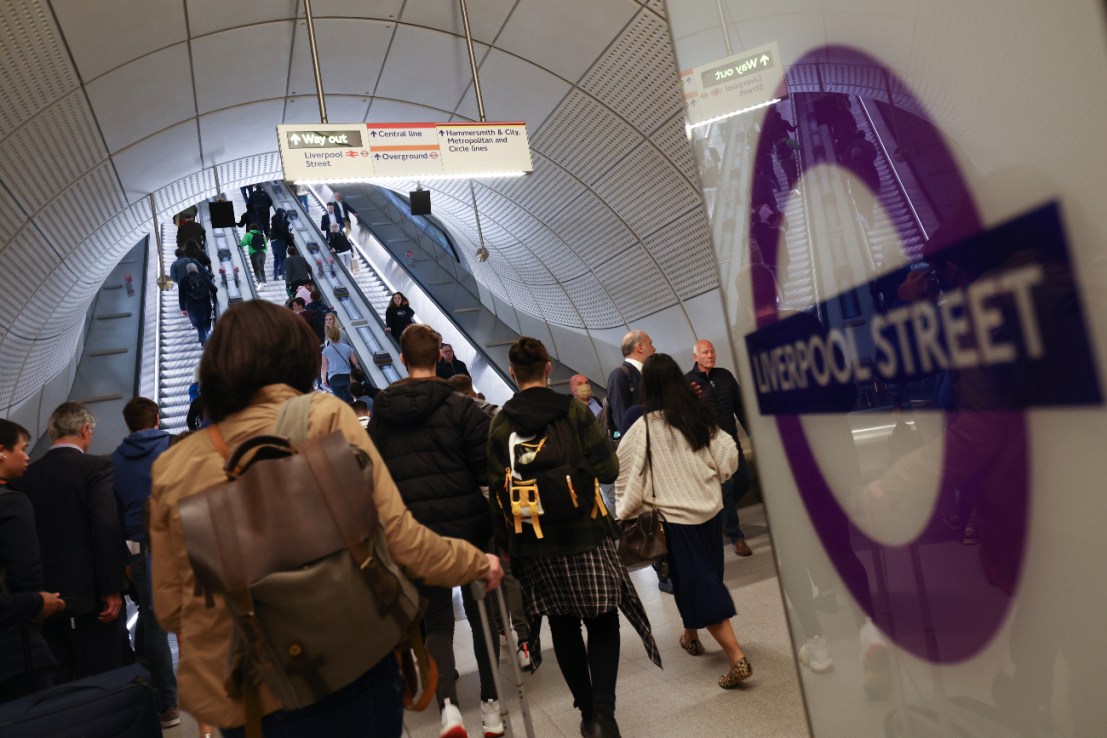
[368,377,491,546]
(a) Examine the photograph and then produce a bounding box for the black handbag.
[617,417,668,571]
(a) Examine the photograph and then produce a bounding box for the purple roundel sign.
[745,46,1101,662]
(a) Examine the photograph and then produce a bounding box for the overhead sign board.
[276,122,533,182]
[681,41,785,127]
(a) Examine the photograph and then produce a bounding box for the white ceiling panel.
[365,98,454,123]
[281,94,373,125]
[454,49,571,130]
[0,0,79,137]
[579,10,680,134]
[186,0,298,37]
[399,0,513,44]
[0,186,26,251]
[112,121,202,204]
[496,0,639,82]
[375,25,487,112]
[592,243,676,320]
[200,99,293,164]
[287,19,395,97]
[52,0,186,81]
[533,89,641,185]
[192,23,296,114]
[0,226,58,328]
[594,141,701,238]
[35,161,127,257]
[86,43,195,152]
[309,0,404,19]
[0,89,107,215]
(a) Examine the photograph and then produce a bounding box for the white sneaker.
[440,699,468,738]
[517,642,532,672]
[480,699,505,737]
[798,634,834,673]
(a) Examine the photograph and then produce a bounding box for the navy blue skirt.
[667,510,736,629]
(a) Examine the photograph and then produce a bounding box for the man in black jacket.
[686,339,754,557]
[11,403,128,683]
[247,184,273,236]
[369,324,503,738]
[435,343,470,380]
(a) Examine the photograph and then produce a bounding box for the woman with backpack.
[148,301,503,738]
[487,337,660,738]
[614,353,751,690]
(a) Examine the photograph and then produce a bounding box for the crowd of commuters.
[0,291,760,738]
[0,403,183,729]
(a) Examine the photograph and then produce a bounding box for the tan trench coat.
[149,384,489,728]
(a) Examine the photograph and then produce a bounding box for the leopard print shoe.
[718,656,753,689]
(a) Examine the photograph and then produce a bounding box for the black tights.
[548,609,620,721]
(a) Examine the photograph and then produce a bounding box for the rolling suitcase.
[471,581,535,738]
[0,663,160,737]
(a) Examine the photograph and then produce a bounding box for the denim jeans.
[187,308,211,346]
[271,239,286,279]
[220,655,403,738]
[328,373,353,403]
[131,550,177,711]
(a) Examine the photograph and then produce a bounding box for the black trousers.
[41,612,126,684]
[548,609,620,721]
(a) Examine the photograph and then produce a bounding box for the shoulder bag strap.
[274,393,314,445]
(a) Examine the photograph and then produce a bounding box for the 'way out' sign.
[276,122,533,183]
[681,41,784,127]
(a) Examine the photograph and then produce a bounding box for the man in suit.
[331,191,358,230]
[605,329,655,440]
[12,402,127,682]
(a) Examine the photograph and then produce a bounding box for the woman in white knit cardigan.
[615,353,753,689]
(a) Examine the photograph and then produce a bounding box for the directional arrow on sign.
[761,54,770,64]
[290,133,301,145]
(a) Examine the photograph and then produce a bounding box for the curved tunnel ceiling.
[0,0,724,412]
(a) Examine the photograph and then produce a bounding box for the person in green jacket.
[240,224,267,284]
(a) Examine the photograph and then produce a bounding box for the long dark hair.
[640,353,717,451]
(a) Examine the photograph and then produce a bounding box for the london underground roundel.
[744,46,1102,663]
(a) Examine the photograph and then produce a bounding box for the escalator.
[256,182,404,389]
[154,220,205,433]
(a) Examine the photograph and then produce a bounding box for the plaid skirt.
[516,538,662,667]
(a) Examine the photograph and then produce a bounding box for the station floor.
[167,504,811,737]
